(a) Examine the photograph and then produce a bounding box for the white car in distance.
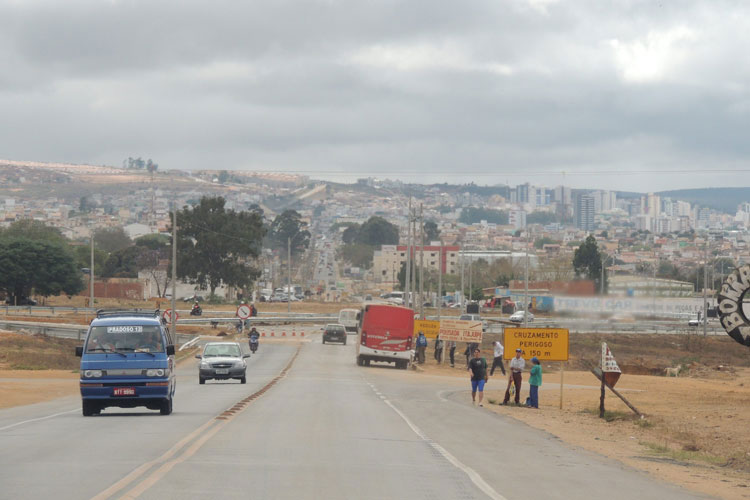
[509,310,534,323]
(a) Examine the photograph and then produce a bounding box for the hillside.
[657,187,750,213]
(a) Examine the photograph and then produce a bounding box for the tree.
[424,221,441,242]
[176,196,266,297]
[527,212,556,225]
[339,243,374,269]
[218,170,230,184]
[73,245,108,277]
[0,239,83,301]
[94,227,132,253]
[341,224,361,245]
[458,207,508,225]
[135,236,171,297]
[101,246,142,278]
[357,216,399,246]
[267,209,310,256]
[1,220,67,246]
[573,235,604,292]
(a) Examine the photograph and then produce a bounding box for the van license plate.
[114,387,135,396]
[215,369,229,375]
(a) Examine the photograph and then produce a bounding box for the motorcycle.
[190,306,202,316]
[249,338,259,353]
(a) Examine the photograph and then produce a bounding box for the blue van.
[75,309,176,416]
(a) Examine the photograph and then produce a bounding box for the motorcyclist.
[190,301,202,316]
[248,327,260,351]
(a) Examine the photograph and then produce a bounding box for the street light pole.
[171,205,177,334]
[405,198,412,308]
[288,236,292,314]
[703,237,709,337]
[419,204,424,319]
[524,228,529,327]
[90,228,95,309]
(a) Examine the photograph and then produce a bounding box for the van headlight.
[146,369,166,377]
[83,370,103,378]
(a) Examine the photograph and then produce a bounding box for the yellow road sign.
[439,318,483,343]
[414,319,441,339]
[503,328,569,361]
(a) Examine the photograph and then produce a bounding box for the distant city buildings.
[575,194,595,231]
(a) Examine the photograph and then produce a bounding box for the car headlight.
[83,369,103,378]
[200,361,210,368]
[234,360,245,367]
[146,369,166,377]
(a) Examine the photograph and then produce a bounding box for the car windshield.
[327,326,345,333]
[85,325,164,353]
[203,344,241,358]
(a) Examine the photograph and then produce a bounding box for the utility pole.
[90,227,95,310]
[437,244,443,321]
[460,247,465,312]
[524,227,529,327]
[703,237,708,337]
[405,198,412,308]
[468,255,473,303]
[419,204,424,319]
[411,210,417,311]
[288,236,292,314]
[171,205,177,334]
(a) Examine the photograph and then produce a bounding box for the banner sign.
[414,319,441,339]
[503,328,569,361]
[438,318,483,343]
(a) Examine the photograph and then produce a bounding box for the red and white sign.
[163,309,178,323]
[438,318,483,343]
[236,304,252,319]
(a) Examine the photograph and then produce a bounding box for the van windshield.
[85,325,164,353]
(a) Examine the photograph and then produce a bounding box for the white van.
[338,308,360,334]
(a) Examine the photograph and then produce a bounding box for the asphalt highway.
[0,336,713,500]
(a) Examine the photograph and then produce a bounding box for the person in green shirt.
[527,357,542,408]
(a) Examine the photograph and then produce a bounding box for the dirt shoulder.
[0,370,79,409]
[417,358,750,500]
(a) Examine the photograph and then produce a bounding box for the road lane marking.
[92,345,301,500]
[368,383,508,500]
[0,408,80,432]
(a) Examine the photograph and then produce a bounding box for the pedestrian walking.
[416,332,428,364]
[503,348,526,405]
[468,347,489,406]
[434,335,443,362]
[527,357,542,408]
[464,342,478,368]
[490,340,506,376]
[448,341,456,367]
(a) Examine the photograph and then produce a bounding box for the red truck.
[356,304,414,369]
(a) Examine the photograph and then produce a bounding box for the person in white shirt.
[503,348,526,405]
[490,340,506,376]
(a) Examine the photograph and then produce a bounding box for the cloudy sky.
[1,0,749,191]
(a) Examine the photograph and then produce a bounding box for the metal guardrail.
[1,305,98,315]
[0,320,194,343]
[179,315,338,325]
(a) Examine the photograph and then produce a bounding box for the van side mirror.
[195,354,202,359]
[75,346,83,357]
[166,345,175,356]
[243,353,250,358]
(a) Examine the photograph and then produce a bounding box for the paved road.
[0,336,713,500]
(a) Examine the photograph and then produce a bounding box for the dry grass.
[0,332,80,370]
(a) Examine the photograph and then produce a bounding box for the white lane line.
[0,408,80,432]
[369,383,507,500]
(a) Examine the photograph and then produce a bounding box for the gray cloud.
[1,0,749,191]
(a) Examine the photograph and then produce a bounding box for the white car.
[459,314,488,332]
[509,310,534,323]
